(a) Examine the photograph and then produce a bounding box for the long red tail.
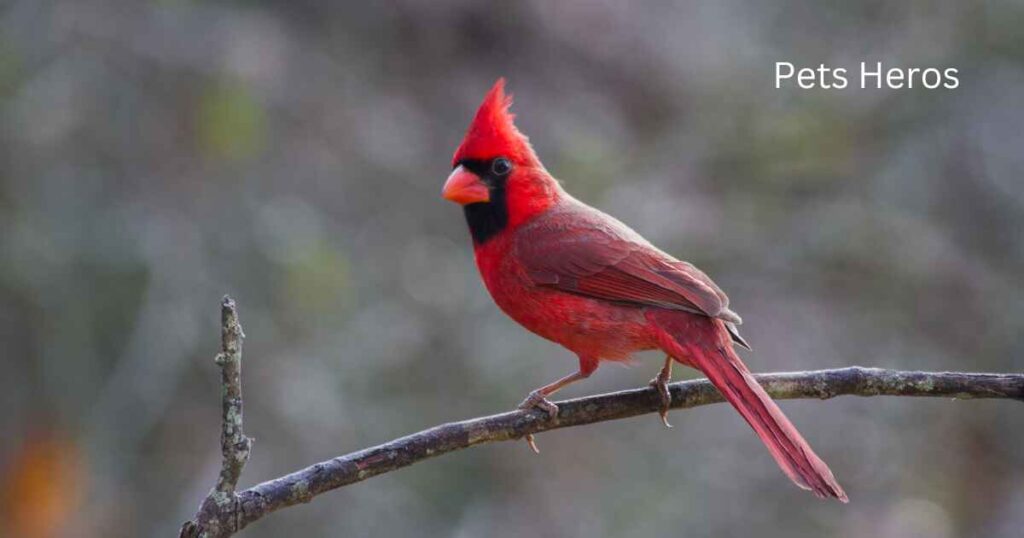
[649,311,848,502]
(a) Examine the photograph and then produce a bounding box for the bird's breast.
[473,237,656,360]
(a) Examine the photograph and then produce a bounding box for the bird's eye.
[491,157,512,176]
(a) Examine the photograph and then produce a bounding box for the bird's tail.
[648,310,848,502]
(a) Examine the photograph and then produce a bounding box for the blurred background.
[1,1,1022,537]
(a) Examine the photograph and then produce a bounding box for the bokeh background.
[1,1,1022,537]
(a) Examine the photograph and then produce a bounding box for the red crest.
[452,78,538,166]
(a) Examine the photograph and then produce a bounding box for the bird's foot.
[518,390,559,454]
[517,390,559,420]
[524,434,541,454]
[649,375,673,428]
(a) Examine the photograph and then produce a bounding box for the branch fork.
[180,297,252,538]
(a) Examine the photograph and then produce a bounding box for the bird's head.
[443,78,561,243]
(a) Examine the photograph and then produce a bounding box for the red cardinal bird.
[442,78,847,501]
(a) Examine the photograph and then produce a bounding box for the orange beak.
[441,165,490,205]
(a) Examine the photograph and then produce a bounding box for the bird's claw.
[524,434,541,454]
[649,376,673,428]
[518,391,558,454]
[518,390,559,420]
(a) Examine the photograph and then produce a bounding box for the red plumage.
[452,79,538,168]
[442,78,847,501]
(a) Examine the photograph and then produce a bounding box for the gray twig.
[180,299,1024,537]
[180,296,253,538]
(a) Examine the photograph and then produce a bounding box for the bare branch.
[180,299,1023,537]
[180,296,253,538]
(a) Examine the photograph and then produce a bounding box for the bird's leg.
[649,355,674,428]
[517,370,587,419]
[519,356,598,453]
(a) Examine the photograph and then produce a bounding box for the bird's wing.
[514,203,742,325]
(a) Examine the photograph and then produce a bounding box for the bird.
[441,78,847,502]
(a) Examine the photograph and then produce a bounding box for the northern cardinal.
[442,79,847,501]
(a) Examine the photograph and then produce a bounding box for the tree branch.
[180,296,253,538]
[180,299,1024,537]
